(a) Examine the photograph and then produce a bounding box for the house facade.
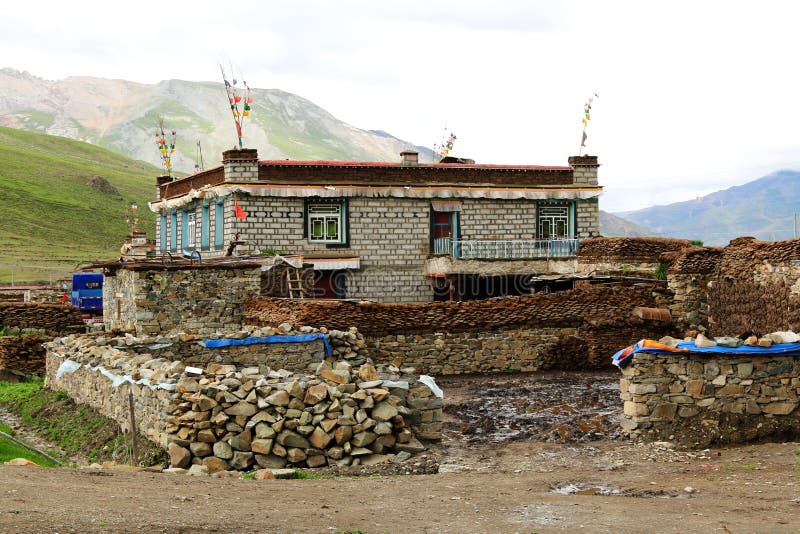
[150,149,601,302]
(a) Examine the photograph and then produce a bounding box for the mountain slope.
[619,170,800,245]
[599,210,660,237]
[0,68,433,172]
[0,126,158,282]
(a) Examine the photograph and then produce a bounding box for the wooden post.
[128,390,139,466]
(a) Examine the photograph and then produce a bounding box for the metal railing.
[432,237,579,259]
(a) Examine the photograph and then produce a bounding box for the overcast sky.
[2,0,799,212]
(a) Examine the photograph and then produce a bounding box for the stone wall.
[45,329,441,471]
[619,351,800,446]
[102,265,262,335]
[369,328,579,374]
[0,302,84,336]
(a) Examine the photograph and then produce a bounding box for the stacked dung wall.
[620,351,800,446]
[0,335,46,378]
[707,238,800,336]
[246,283,676,371]
[0,302,84,336]
[578,237,693,272]
[666,237,800,336]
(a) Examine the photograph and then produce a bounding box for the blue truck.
[71,273,103,322]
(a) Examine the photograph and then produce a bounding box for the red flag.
[234,194,247,220]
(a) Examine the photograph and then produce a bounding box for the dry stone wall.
[45,329,441,471]
[619,352,800,446]
[103,265,261,335]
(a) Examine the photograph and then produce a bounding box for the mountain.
[619,170,800,245]
[599,210,660,237]
[0,68,434,172]
[0,126,158,283]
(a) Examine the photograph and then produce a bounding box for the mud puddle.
[550,482,688,498]
[439,371,621,444]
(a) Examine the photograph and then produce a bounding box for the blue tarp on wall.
[613,339,800,368]
[202,333,332,356]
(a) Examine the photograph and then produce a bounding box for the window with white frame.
[538,203,572,239]
[307,202,346,244]
[186,211,197,247]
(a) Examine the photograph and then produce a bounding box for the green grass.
[721,463,757,472]
[0,126,161,283]
[0,433,58,467]
[0,379,166,466]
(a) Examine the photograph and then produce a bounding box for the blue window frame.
[169,212,177,251]
[159,214,167,251]
[214,201,224,247]
[201,205,210,249]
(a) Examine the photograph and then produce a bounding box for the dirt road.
[1,372,799,533]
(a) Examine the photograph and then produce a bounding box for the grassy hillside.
[0,70,434,172]
[0,127,158,283]
[620,170,800,246]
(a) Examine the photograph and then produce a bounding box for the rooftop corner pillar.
[223,148,259,183]
[155,175,171,200]
[568,155,599,186]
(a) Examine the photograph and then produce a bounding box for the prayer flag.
[234,195,248,220]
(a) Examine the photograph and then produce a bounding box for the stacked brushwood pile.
[0,335,45,377]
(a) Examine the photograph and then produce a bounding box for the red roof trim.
[259,160,570,171]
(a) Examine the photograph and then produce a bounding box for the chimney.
[568,155,599,185]
[223,148,259,182]
[400,150,419,167]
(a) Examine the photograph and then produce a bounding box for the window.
[159,214,167,251]
[306,200,347,244]
[187,211,196,247]
[538,202,574,239]
[182,209,196,248]
[169,212,177,251]
[214,201,224,248]
[201,205,210,250]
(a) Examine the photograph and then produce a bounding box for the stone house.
[150,149,601,302]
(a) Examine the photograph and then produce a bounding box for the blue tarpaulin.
[612,339,800,368]
[203,333,332,356]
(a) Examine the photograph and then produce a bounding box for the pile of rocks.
[45,327,442,472]
[166,359,440,473]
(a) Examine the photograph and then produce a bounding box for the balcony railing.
[432,237,579,259]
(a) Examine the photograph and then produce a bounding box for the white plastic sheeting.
[419,375,444,399]
[51,352,177,391]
